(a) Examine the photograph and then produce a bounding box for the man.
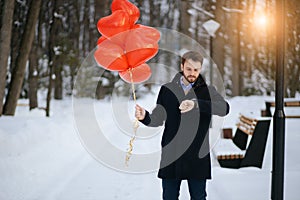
[135,51,230,200]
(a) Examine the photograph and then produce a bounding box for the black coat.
[140,72,230,180]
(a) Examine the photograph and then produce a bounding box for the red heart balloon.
[94,38,128,71]
[131,24,161,42]
[126,43,159,68]
[95,0,160,84]
[124,25,160,67]
[119,63,152,83]
[97,10,131,38]
[97,25,160,69]
[97,36,107,45]
[111,0,140,26]
[100,29,131,49]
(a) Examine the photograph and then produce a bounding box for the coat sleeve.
[139,86,167,127]
[196,86,230,116]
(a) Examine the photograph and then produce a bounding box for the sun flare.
[254,14,268,28]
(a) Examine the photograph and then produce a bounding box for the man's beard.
[183,74,197,83]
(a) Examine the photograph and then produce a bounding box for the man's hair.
[181,51,204,66]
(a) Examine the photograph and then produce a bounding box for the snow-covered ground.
[0,95,299,200]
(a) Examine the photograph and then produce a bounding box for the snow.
[191,3,215,19]
[32,70,38,76]
[221,7,244,14]
[0,95,300,200]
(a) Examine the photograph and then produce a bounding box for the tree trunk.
[54,63,62,100]
[3,0,42,115]
[178,0,193,59]
[28,43,39,110]
[53,0,64,100]
[212,0,225,76]
[46,0,57,117]
[0,0,15,116]
[46,0,56,117]
[230,0,242,96]
[179,0,191,38]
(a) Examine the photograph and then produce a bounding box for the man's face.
[181,59,202,83]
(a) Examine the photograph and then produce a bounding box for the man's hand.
[179,100,195,113]
[135,104,146,120]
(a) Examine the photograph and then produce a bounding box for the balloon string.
[125,69,139,166]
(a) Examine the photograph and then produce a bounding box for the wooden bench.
[214,114,271,169]
[263,99,300,118]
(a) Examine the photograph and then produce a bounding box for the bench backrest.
[232,114,271,168]
[232,115,257,150]
[240,119,271,168]
[265,100,300,118]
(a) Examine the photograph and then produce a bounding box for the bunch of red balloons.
[94,0,160,83]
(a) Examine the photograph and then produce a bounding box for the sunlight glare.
[254,14,268,28]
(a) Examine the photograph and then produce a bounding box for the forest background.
[0,0,299,117]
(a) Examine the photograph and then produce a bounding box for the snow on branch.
[54,12,68,29]
[191,3,215,18]
[222,7,244,14]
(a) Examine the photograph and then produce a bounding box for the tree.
[53,0,65,100]
[212,0,225,77]
[1,0,299,114]
[3,0,42,115]
[28,39,39,110]
[0,0,15,116]
[229,0,243,96]
[46,0,58,117]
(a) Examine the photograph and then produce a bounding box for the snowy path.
[0,97,299,200]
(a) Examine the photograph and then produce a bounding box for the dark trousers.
[162,179,207,200]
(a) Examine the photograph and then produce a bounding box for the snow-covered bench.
[214,114,271,169]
